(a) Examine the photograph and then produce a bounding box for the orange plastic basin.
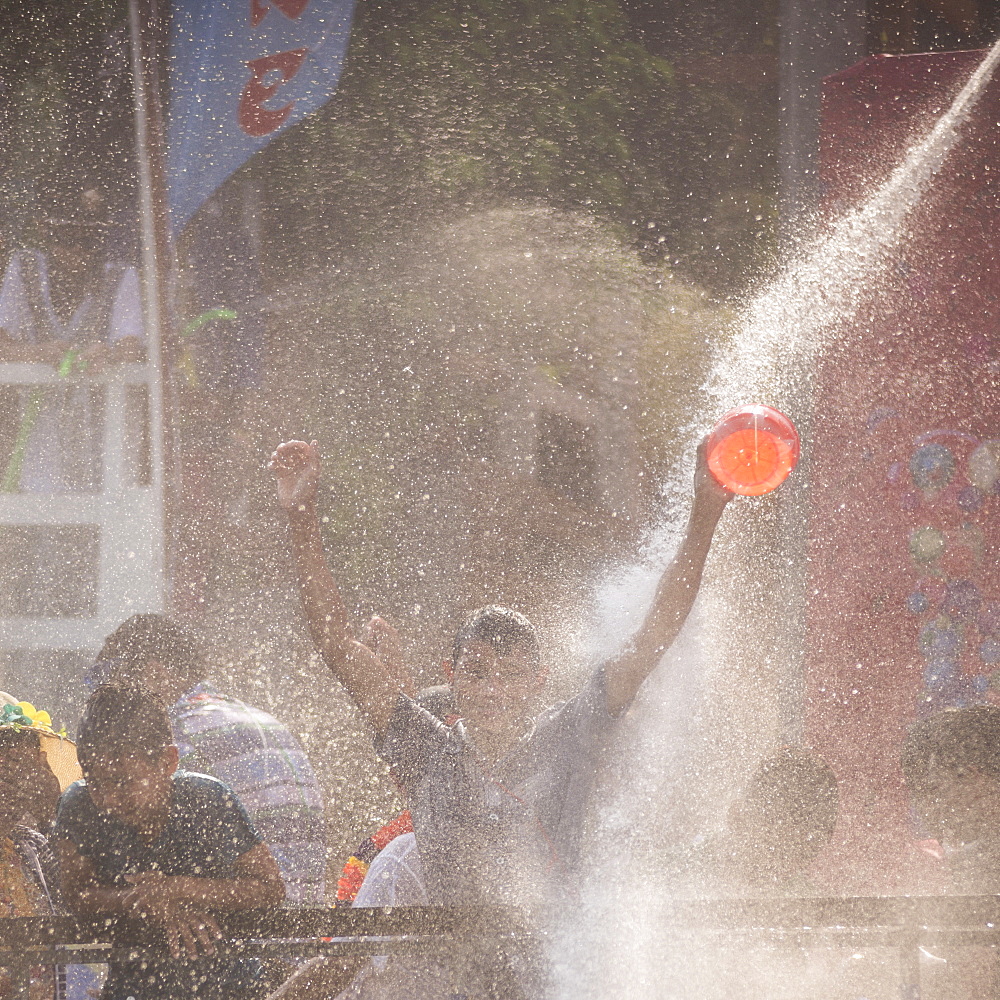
[707,404,800,496]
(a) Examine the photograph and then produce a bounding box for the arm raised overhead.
[271,440,404,735]
[603,438,733,716]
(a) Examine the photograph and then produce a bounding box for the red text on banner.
[250,0,309,28]
[238,48,309,136]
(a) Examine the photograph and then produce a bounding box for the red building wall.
[807,50,1000,892]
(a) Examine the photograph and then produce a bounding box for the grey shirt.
[376,667,614,907]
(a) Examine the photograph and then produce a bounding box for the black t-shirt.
[56,770,265,1000]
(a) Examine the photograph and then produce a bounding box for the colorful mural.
[891,427,1000,714]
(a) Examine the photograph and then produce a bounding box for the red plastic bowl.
[707,405,800,496]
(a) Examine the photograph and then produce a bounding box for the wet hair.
[745,746,840,842]
[451,605,540,667]
[101,614,202,690]
[77,684,173,768]
[901,705,1000,793]
[0,726,40,754]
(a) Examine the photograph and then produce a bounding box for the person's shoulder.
[175,683,290,732]
[383,692,458,743]
[532,677,592,726]
[171,681,225,715]
[172,771,258,834]
[172,771,259,844]
[373,693,463,779]
[173,769,241,805]
[527,666,611,741]
[54,779,99,835]
[223,694,298,737]
[376,831,418,863]
[353,832,426,908]
[58,779,93,814]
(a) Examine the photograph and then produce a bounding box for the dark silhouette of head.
[76,684,178,831]
[77,683,174,770]
[100,614,202,700]
[902,705,1000,846]
[725,746,840,887]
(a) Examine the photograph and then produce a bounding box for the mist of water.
[557,36,1000,1000]
[713,37,1000,411]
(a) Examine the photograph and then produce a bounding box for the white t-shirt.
[353,832,428,910]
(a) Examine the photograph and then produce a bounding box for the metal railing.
[4,897,1000,998]
[0,906,528,998]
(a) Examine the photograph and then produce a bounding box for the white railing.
[0,361,163,652]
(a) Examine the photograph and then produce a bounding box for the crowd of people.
[0,441,1000,1000]
[2,425,1000,998]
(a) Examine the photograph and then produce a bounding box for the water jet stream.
[712,35,1000,409]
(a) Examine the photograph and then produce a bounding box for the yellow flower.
[16,702,53,730]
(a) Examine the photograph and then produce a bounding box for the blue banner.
[168,0,354,228]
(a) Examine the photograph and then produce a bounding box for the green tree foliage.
[262,0,777,291]
[0,0,129,251]
[1,0,777,289]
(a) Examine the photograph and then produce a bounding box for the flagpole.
[128,0,172,610]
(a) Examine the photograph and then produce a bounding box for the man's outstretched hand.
[270,440,320,512]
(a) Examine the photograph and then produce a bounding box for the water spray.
[713,35,1000,409]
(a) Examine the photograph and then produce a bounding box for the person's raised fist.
[270,440,320,512]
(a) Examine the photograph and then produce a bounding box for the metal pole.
[778,0,868,233]
[127,0,169,610]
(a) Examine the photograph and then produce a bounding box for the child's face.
[451,639,542,739]
[83,748,177,830]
